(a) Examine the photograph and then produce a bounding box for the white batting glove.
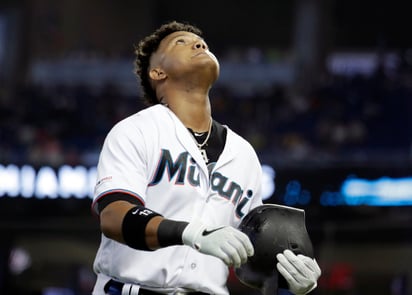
[276,249,321,295]
[182,219,254,268]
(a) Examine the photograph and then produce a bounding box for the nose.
[194,40,207,50]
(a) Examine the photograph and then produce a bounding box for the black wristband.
[122,206,162,251]
[157,219,189,247]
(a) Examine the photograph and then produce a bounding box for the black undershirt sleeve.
[97,192,143,213]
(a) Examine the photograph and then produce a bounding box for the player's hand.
[182,219,254,267]
[276,249,321,295]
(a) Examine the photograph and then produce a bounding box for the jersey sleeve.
[92,119,149,214]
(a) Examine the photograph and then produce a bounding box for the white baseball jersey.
[91,104,263,295]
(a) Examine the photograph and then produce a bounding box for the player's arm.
[98,195,254,267]
[99,200,166,250]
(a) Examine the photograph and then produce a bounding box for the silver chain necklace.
[190,119,212,163]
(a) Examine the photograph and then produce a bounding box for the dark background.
[1,0,412,294]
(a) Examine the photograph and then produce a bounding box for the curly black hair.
[134,21,203,105]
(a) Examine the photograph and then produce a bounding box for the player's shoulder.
[111,105,166,132]
[103,105,166,143]
[224,125,261,161]
[225,126,255,150]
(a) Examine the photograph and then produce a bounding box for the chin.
[208,59,220,81]
[211,70,220,84]
[197,59,219,82]
[207,67,220,85]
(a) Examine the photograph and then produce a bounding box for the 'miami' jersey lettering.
[211,172,243,204]
[149,148,253,217]
[149,149,190,185]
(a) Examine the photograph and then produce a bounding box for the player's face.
[151,31,220,82]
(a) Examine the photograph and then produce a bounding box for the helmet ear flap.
[235,204,314,292]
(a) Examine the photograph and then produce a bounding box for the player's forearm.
[145,216,164,249]
[100,200,136,243]
[100,203,253,267]
[100,201,184,250]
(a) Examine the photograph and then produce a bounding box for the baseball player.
[91,21,320,295]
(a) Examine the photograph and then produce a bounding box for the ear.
[149,68,167,81]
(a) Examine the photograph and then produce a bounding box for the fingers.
[230,239,247,266]
[238,231,254,257]
[232,229,254,265]
[230,228,254,256]
[277,260,299,285]
[182,220,254,267]
[216,249,232,266]
[277,250,321,295]
[278,250,321,279]
[222,229,254,267]
[298,255,321,275]
[277,250,307,282]
[284,249,306,266]
[221,242,242,267]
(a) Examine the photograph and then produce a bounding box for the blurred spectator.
[1,49,412,168]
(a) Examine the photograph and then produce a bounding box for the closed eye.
[176,39,186,45]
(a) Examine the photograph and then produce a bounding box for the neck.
[161,87,212,132]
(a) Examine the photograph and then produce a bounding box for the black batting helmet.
[235,204,314,292]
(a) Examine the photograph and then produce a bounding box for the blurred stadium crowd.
[1,49,412,169]
[1,1,412,294]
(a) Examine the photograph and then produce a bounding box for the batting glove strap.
[182,219,254,268]
[276,250,321,295]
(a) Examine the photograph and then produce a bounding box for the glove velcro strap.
[122,206,162,251]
